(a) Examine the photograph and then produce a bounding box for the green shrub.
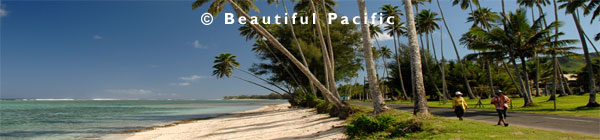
[315,100,333,114]
[346,113,400,138]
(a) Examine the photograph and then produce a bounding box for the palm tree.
[518,0,551,97]
[467,7,499,30]
[466,7,499,97]
[403,0,429,115]
[452,0,479,14]
[357,0,388,113]
[436,0,476,99]
[213,53,282,94]
[464,9,573,106]
[267,0,316,96]
[416,9,442,98]
[193,0,350,116]
[381,4,409,100]
[379,46,393,82]
[560,0,599,107]
[370,24,384,49]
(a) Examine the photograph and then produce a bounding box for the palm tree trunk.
[260,42,308,94]
[424,32,442,99]
[535,52,540,97]
[358,0,388,113]
[281,0,316,96]
[440,29,449,102]
[394,33,409,100]
[404,0,429,115]
[431,33,448,102]
[436,0,475,99]
[487,61,495,98]
[519,57,535,106]
[557,63,574,95]
[502,61,524,96]
[308,0,339,100]
[570,12,598,107]
[233,75,282,94]
[226,0,349,114]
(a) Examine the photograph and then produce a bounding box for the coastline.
[104,103,346,140]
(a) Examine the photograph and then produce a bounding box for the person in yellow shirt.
[452,91,468,120]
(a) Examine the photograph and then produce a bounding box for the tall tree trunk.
[487,61,495,98]
[519,57,535,106]
[510,55,530,103]
[320,2,338,98]
[226,0,349,115]
[436,0,475,99]
[394,33,409,100]
[557,63,574,95]
[424,32,442,99]
[308,0,339,100]
[358,0,388,113]
[535,52,541,97]
[404,0,429,115]
[440,29,449,102]
[570,12,598,107]
[260,40,308,94]
[281,0,316,96]
[431,33,448,102]
[502,61,524,96]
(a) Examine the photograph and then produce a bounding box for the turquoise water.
[0,99,286,140]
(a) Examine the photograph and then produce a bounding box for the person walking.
[491,90,511,127]
[452,91,468,120]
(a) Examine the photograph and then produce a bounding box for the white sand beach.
[112,103,346,140]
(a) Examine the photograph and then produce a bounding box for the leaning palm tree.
[560,0,599,107]
[213,53,282,94]
[436,0,476,99]
[381,4,408,100]
[358,0,388,113]
[267,0,316,95]
[403,0,429,115]
[193,0,350,116]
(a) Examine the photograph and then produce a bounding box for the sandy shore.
[107,103,346,140]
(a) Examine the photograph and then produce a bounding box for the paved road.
[350,101,600,136]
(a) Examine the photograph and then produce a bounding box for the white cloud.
[374,34,394,42]
[92,35,103,40]
[170,82,190,86]
[107,89,177,96]
[0,8,7,17]
[179,75,205,81]
[193,40,206,48]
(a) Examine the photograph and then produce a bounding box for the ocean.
[0,99,287,140]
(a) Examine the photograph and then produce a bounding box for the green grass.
[380,94,600,118]
[348,105,599,140]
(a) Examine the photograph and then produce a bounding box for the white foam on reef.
[34,99,75,101]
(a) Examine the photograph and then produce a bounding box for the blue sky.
[1,0,598,99]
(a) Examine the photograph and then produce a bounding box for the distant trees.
[224,93,291,100]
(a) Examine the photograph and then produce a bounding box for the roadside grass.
[373,94,600,118]
[347,105,599,139]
